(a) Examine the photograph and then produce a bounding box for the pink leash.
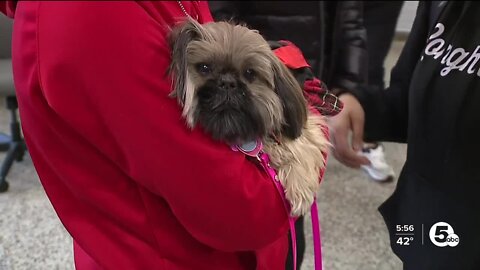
[232,140,323,270]
[311,200,323,269]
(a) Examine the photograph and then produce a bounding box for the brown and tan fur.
[264,115,328,215]
[168,18,329,216]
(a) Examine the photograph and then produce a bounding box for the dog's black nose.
[217,74,238,91]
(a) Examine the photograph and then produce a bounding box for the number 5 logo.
[429,222,460,247]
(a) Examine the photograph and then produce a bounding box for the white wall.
[396,1,419,33]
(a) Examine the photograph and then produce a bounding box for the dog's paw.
[288,191,315,217]
[282,171,320,217]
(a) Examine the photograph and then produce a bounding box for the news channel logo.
[429,222,459,247]
[395,222,460,247]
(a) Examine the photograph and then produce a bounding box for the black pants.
[285,216,306,270]
[363,1,404,90]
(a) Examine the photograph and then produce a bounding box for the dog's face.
[169,19,307,144]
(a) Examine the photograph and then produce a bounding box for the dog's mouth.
[209,92,246,112]
[197,83,247,111]
[196,83,266,144]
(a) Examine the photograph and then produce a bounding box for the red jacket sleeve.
[36,2,288,251]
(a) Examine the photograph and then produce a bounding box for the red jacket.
[3,1,291,269]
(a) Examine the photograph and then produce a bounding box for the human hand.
[327,92,370,168]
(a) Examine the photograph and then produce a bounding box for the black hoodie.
[351,2,480,269]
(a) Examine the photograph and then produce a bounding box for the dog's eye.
[196,63,212,75]
[244,68,256,82]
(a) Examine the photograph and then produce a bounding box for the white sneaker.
[358,143,395,182]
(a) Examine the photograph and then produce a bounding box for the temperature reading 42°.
[397,237,413,246]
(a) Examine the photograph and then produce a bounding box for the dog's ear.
[271,56,308,139]
[167,18,208,106]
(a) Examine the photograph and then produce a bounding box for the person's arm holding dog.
[5,1,289,253]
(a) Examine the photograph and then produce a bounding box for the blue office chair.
[0,14,26,192]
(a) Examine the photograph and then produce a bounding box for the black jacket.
[208,1,368,93]
[354,2,480,269]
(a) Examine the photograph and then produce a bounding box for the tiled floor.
[0,40,407,270]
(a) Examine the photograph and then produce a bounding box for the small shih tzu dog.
[168,18,329,216]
